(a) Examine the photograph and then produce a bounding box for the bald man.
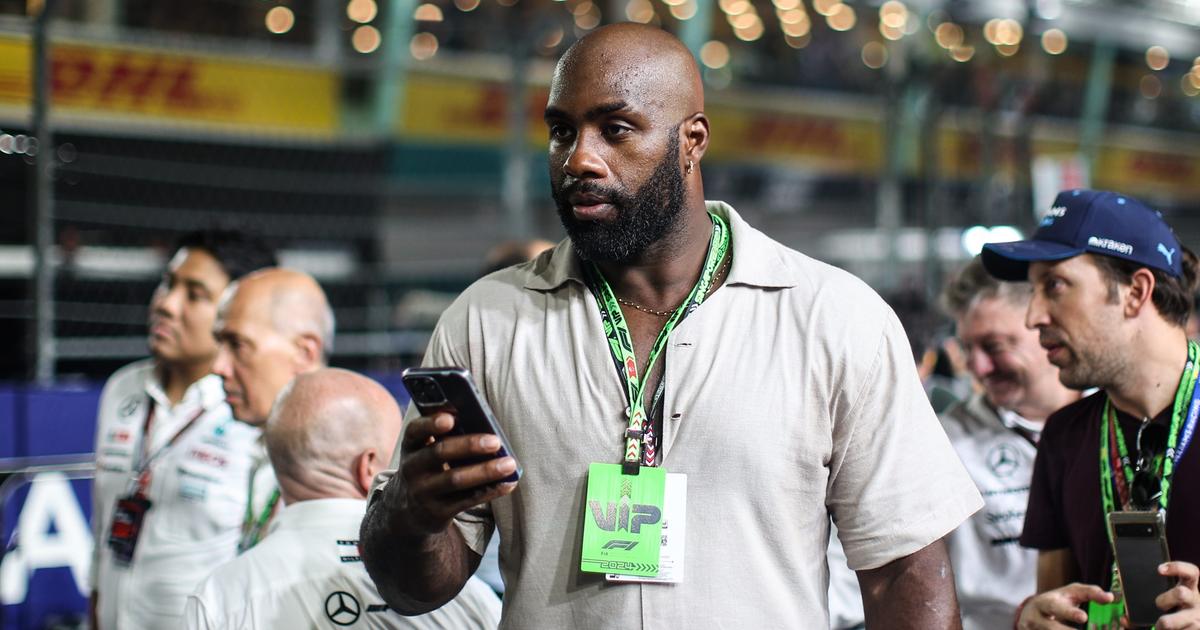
[363,24,982,629]
[212,267,335,551]
[184,369,501,629]
[213,268,335,426]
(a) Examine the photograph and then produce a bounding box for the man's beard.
[1053,342,1126,390]
[552,130,687,263]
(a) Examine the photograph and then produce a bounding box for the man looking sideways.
[362,24,982,629]
[90,230,275,629]
[982,189,1200,629]
[211,267,334,551]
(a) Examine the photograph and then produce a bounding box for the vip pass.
[583,211,731,473]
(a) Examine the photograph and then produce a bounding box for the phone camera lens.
[410,377,446,405]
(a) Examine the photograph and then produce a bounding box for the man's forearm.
[360,484,478,615]
[857,537,962,630]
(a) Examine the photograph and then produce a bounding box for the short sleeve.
[1020,413,1069,550]
[827,307,983,570]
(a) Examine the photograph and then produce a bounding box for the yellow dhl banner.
[706,104,883,173]
[1094,147,1200,198]
[0,35,337,135]
[398,72,884,172]
[400,71,1200,196]
[400,73,550,146]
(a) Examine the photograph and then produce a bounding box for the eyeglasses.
[1131,421,1168,510]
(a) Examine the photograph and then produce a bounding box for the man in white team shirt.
[185,368,501,629]
[211,267,334,551]
[938,256,1082,629]
[91,229,276,630]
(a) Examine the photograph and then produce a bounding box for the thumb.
[1160,561,1200,590]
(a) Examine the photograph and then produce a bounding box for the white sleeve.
[89,374,121,591]
[826,304,983,570]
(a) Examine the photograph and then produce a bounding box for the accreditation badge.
[580,463,666,577]
[108,494,152,565]
[607,472,686,583]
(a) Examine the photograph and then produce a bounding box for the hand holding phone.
[1109,511,1174,628]
[390,367,521,536]
[402,367,521,483]
[1149,561,1200,629]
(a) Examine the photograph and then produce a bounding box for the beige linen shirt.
[375,201,982,629]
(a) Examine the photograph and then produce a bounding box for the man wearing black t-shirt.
[982,189,1200,629]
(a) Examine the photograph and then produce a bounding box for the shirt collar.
[273,498,368,532]
[144,368,226,412]
[523,200,797,292]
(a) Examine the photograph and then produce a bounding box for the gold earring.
[686,160,694,175]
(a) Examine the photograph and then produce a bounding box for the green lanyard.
[1098,340,1198,586]
[583,212,731,474]
[238,467,281,554]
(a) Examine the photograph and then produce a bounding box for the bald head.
[228,268,335,357]
[553,24,703,122]
[212,267,335,425]
[265,368,403,503]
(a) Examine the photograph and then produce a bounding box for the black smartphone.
[1109,510,1173,629]
[401,366,521,483]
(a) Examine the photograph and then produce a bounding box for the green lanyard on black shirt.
[1099,340,1199,525]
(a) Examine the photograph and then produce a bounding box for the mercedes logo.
[325,591,362,626]
[118,396,140,418]
[987,443,1021,478]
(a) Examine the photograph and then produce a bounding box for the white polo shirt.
[185,498,502,629]
[373,202,983,629]
[91,359,266,630]
[940,392,1041,630]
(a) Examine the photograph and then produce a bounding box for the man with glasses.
[982,189,1200,629]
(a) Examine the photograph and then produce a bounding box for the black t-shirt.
[1021,390,1200,587]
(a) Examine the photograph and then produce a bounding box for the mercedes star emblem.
[325,590,362,626]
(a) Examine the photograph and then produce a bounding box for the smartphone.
[401,366,521,483]
[1108,510,1173,629]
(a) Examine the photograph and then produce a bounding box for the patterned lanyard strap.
[239,465,281,554]
[584,211,731,475]
[1098,340,1200,582]
[132,399,208,497]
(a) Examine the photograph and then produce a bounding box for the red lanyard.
[132,398,207,497]
[1107,416,1133,510]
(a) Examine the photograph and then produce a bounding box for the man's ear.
[1125,267,1157,318]
[293,333,324,370]
[353,449,378,498]
[683,112,709,164]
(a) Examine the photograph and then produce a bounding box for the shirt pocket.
[154,442,254,543]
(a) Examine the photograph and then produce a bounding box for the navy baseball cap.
[981,189,1183,281]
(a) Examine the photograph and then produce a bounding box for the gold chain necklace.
[616,256,730,318]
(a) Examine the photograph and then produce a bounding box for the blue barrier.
[0,375,412,630]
